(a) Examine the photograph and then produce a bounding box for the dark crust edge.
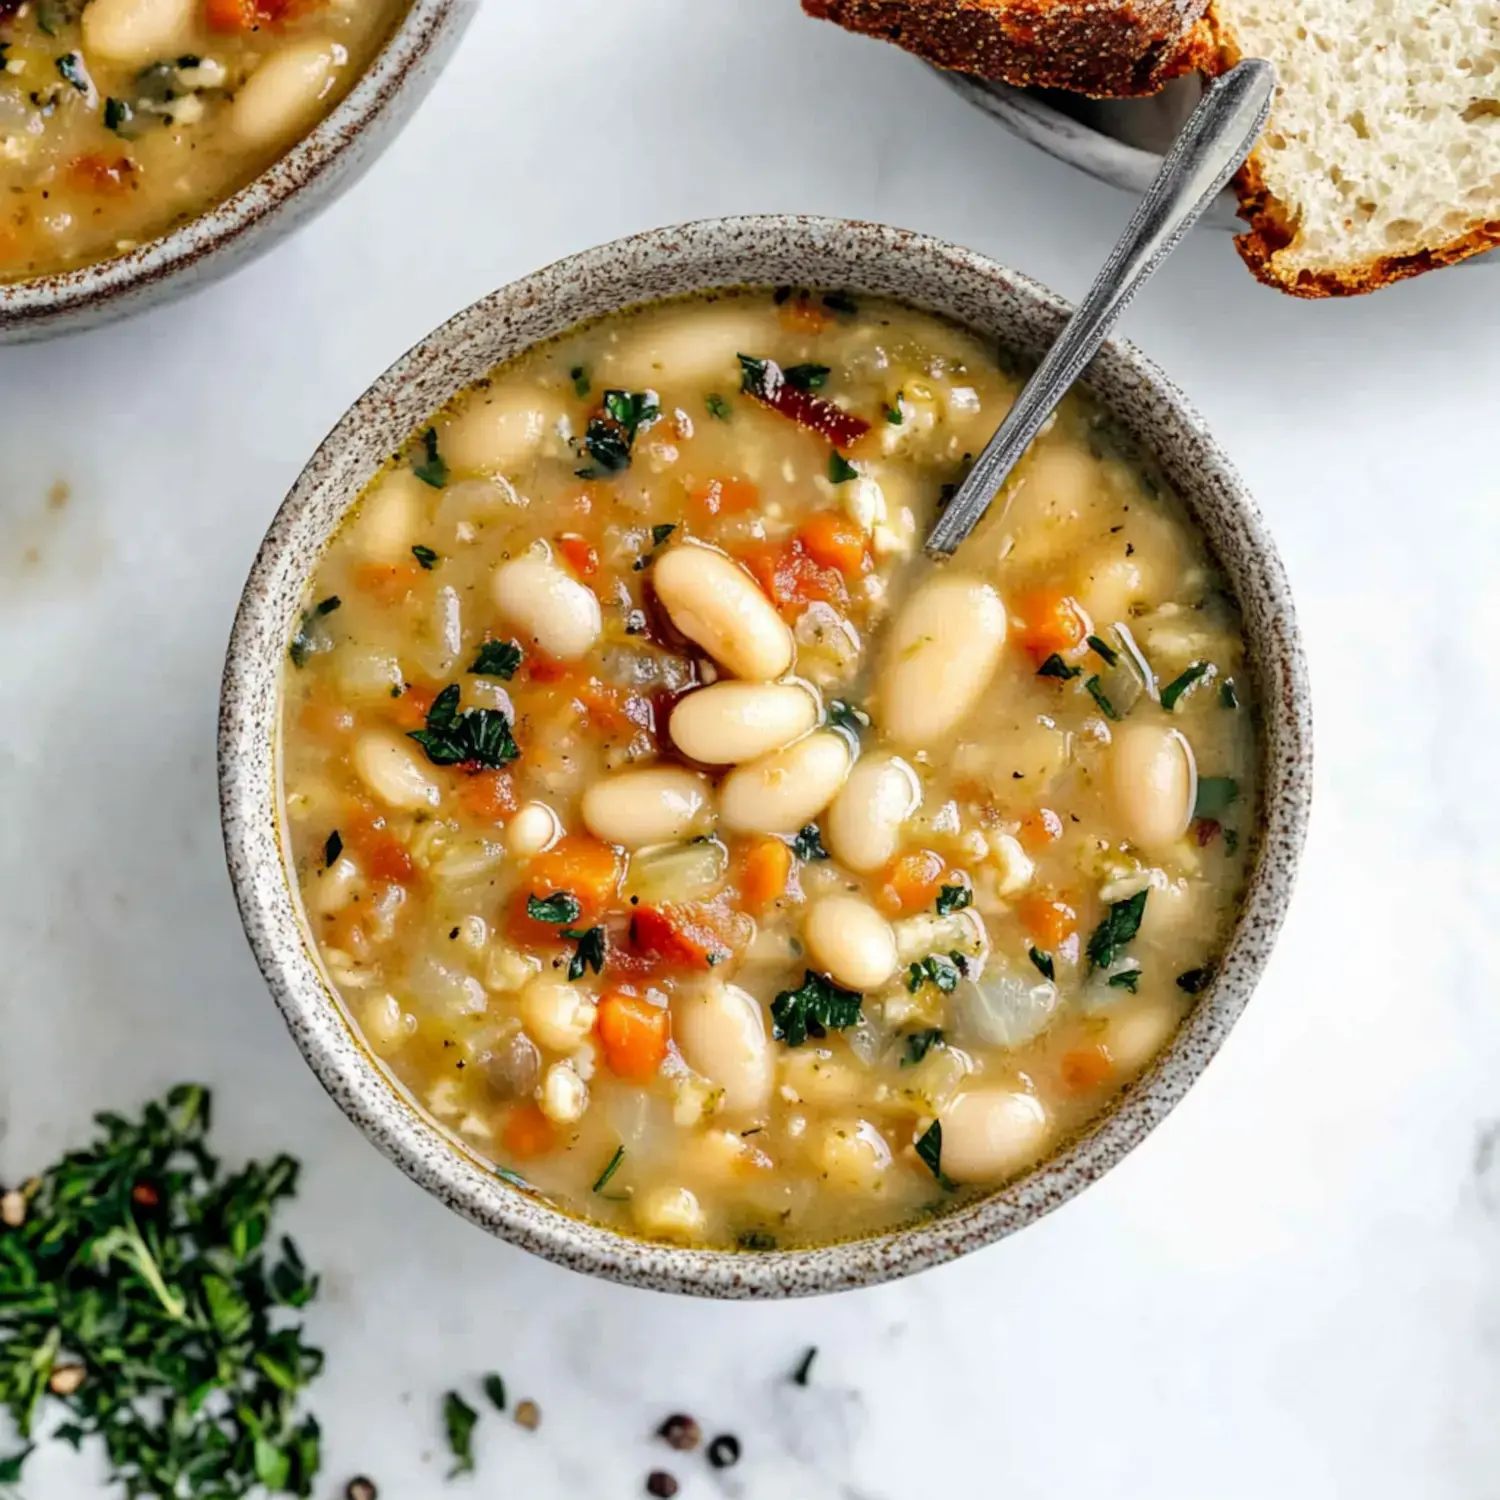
[1207,14,1500,298]
[803,0,1214,99]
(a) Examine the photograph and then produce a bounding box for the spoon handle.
[924,58,1277,560]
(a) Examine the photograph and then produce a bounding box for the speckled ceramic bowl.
[0,0,476,343]
[219,216,1312,1299]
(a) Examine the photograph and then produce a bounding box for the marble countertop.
[5,2,1500,1495]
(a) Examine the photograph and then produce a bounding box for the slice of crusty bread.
[803,0,1215,98]
[1209,0,1500,295]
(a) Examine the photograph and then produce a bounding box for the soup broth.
[280,288,1258,1251]
[0,0,404,280]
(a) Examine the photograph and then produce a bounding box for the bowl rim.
[0,0,470,332]
[219,214,1313,1298]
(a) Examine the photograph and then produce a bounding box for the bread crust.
[803,0,1214,99]
[1207,10,1500,296]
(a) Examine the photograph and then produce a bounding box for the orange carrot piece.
[778,295,832,334]
[690,476,760,518]
[797,510,871,578]
[556,533,599,578]
[1018,893,1077,948]
[596,991,671,1082]
[509,834,621,943]
[878,850,947,916]
[458,769,517,824]
[67,154,135,196]
[1016,590,1088,659]
[502,1103,557,1158]
[354,561,421,603]
[738,837,792,914]
[1017,807,1064,853]
[388,684,435,732]
[1060,1045,1114,1094]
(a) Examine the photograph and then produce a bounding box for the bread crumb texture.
[1219,0,1500,294]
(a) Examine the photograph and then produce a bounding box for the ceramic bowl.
[219,215,1313,1299]
[0,0,477,343]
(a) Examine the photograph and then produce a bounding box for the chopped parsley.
[483,1373,507,1412]
[900,1028,946,1067]
[288,595,341,669]
[783,363,831,391]
[443,1391,479,1478]
[103,96,134,134]
[408,683,519,769]
[591,1145,626,1194]
[907,955,961,994]
[56,51,89,92]
[1219,678,1239,710]
[1177,965,1216,995]
[411,544,439,570]
[570,365,590,398]
[738,1229,778,1251]
[1107,969,1141,993]
[1195,776,1240,819]
[651,522,677,546]
[826,699,870,734]
[412,426,448,489]
[1084,675,1121,720]
[1224,828,1240,854]
[792,1348,818,1386]
[934,883,972,916]
[563,925,606,981]
[915,1120,955,1190]
[579,389,658,477]
[1160,660,1212,711]
[1086,634,1119,666]
[791,824,829,861]
[770,970,863,1047]
[526,892,581,925]
[884,396,904,425]
[1036,653,1082,681]
[1028,946,1055,981]
[323,830,343,868]
[469,639,523,678]
[1086,890,1148,970]
[827,451,859,484]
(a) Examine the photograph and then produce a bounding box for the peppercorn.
[645,1471,679,1497]
[707,1433,741,1469]
[657,1413,701,1451]
[346,1479,378,1500]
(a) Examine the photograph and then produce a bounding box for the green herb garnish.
[783,363,831,391]
[104,96,134,134]
[770,971,863,1047]
[288,595,341,669]
[323,830,342,868]
[412,427,448,489]
[934,884,972,916]
[1160,661,1212,711]
[1177,965,1215,994]
[562,926,606,981]
[1086,890,1148,970]
[526,891,581,925]
[570,365,590,399]
[651,522,677,546]
[1086,634,1119,666]
[737,1230,778,1251]
[56,51,89,91]
[482,1373,507,1412]
[884,396,903,425]
[826,699,870,734]
[791,824,828,862]
[469,639,523,679]
[0,1086,324,1498]
[792,1348,817,1386]
[900,1028,945,1067]
[1107,969,1141,992]
[443,1391,479,1478]
[1029,947,1055,981]
[1194,777,1239,820]
[1036,653,1082,681]
[579,390,658,477]
[705,393,732,421]
[915,1120,955,1190]
[827,452,858,484]
[592,1146,626,1195]
[1084,675,1121,720]
[408,684,518,769]
[411,544,439,570]
[907,955,960,994]
[1219,678,1239,710]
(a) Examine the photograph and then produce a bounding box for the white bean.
[937,1089,1050,1183]
[672,981,771,1115]
[82,0,197,67]
[351,731,440,811]
[813,1119,892,1193]
[633,1184,706,1243]
[520,979,597,1053]
[803,897,898,991]
[440,388,561,476]
[506,802,560,858]
[719,731,851,835]
[668,681,818,765]
[539,1061,588,1124]
[352,470,425,565]
[1109,722,1197,850]
[492,552,601,660]
[230,39,344,150]
[652,543,793,681]
[580,767,715,850]
[879,574,1007,746]
[823,754,920,872]
[1105,1001,1179,1074]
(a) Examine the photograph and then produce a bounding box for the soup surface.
[280,289,1258,1251]
[0,0,404,280]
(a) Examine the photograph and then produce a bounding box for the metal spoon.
[924,58,1277,560]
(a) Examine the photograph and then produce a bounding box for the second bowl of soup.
[221,217,1311,1296]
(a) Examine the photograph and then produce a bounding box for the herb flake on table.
[1087,890,1148,969]
[791,1347,818,1386]
[412,426,448,489]
[483,1373,507,1412]
[443,1391,478,1478]
[770,971,862,1047]
[408,684,518,769]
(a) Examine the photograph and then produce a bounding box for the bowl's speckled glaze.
[0,0,477,343]
[219,216,1313,1298]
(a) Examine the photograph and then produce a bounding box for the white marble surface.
[5,2,1500,1495]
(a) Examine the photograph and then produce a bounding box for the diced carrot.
[205,0,301,29]
[509,834,621,944]
[354,561,421,603]
[1018,893,1077,948]
[556,533,599,578]
[627,903,748,971]
[738,539,847,613]
[596,991,671,1082]
[1017,807,1064,853]
[388,684,435,732]
[797,510,871,578]
[690,476,760,518]
[878,850,947,916]
[299,696,355,739]
[737,837,792,914]
[67,154,135,196]
[1016,590,1088,659]
[502,1103,556,1158]
[345,816,415,885]
[458,769,517,824]
[525,654,572,684]
[1060,1045,1114,1094]
[778,294,832,334]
